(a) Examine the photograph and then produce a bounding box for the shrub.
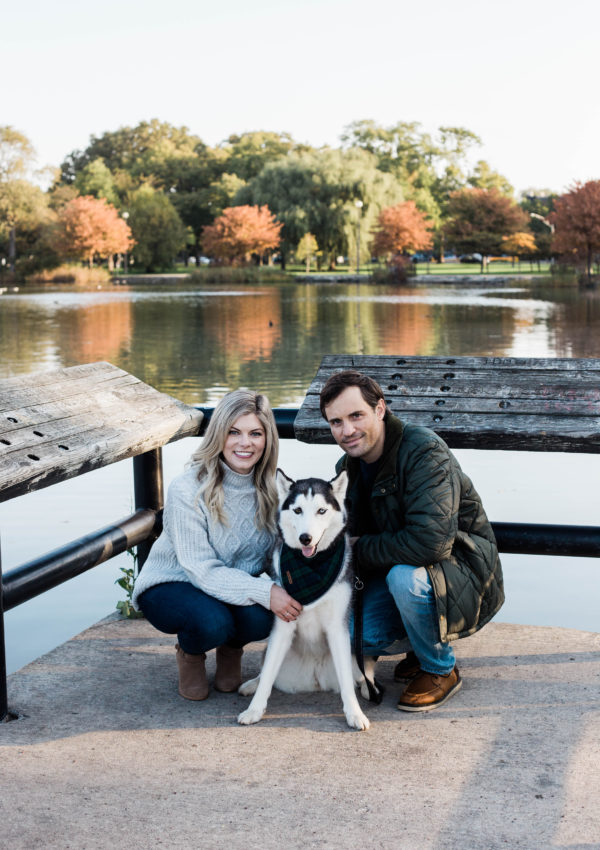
[26,264,111,285]
[369,255,415,285]
[188,266,292,284]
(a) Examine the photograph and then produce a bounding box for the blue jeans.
[138,581,274,655]
[350,565,455,675]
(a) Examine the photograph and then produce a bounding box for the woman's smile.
[222,413,266,474]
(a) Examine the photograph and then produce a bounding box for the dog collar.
[280,536,346,605]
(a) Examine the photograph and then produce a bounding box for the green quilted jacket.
[336,413,504,642]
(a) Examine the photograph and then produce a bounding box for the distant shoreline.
[108,271,544,286]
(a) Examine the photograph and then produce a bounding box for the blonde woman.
[133,389,302,700]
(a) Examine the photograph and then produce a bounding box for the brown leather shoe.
[397,666,462,712]
[176,644,209,700]
[214,645,243,693]
[393,651,421,681]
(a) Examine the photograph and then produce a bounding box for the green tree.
[0,126,53,273]
[218,131,303,181]
[341,120,486,261]
[296,233,319,272]
[468,160,514,196]
[128,185,187,271]
[59,119,203,184]
[172,170,245,263]
[341,120,481,218]
[520,190,557,263]
[74,158,119,206]
[238,148,404,268]
[443,188,529,270]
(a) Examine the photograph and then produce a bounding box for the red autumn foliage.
[371,201,433,258]
[53,195,134,268]
[201,205,282,265]
[443,188,528,264]
[551,180,600,277]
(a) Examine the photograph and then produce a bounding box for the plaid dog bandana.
[280,536,346,605]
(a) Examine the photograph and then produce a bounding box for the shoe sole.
[396,677,462,712]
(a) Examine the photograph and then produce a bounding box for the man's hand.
[270,585,303,622]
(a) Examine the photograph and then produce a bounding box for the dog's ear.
[329,469,348,504]
[276,468,294,503]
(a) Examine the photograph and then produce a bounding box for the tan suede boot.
[175,644,209,700]
[214,645,243,692]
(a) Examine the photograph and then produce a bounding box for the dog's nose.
[299,534,312,545]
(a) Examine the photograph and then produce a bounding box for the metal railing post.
[1,533,8,721]
[133,448,164,570]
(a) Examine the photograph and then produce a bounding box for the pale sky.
[4,0,598,196]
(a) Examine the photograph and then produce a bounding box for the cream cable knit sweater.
[132,462,275,610]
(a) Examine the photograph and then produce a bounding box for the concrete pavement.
[1,616,599,850]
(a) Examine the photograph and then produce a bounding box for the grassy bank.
[187,266,293,284]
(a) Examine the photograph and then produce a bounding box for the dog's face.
[276,469,348,558]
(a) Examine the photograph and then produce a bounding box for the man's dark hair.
[319,370,385,418]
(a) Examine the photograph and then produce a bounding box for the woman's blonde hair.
[190,389,279,532]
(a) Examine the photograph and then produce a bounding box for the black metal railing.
[1,407,599,721]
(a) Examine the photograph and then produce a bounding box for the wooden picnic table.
[294,354,600,453]
[0,362,204,503]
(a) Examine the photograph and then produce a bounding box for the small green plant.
[115,549,145,618]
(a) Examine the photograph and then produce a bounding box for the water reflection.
[1,281,599,407]
[2,279,600,672]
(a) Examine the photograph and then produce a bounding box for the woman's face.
[222,412,267,475]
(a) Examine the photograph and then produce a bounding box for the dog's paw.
[345,709,370,731]
[237,705,265,726]
[238,676,259,696]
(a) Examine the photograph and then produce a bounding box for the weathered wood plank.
[298,393,599,415]
[341,354,600,371]
[295,355,600,453]
[0,363,204,502]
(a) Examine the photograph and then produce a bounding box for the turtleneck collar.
[219,458,256,488]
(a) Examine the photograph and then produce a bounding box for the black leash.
[353,576,385,704]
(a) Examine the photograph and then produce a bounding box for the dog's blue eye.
[317,508,327,515]
[293,507,302,515]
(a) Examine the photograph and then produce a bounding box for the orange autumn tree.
[501,231,537,264]
[371,201,434,259]
[53,195,134,269]
[551,180,600,279]
[201,204,282,265]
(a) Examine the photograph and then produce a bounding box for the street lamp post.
[122,211,130,273]
[355,200,363,274]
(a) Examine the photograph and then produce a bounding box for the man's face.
[323,386,386,464]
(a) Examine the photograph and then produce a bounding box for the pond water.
[1,279,599,674]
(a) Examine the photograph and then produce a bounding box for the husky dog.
[237,469,376,731]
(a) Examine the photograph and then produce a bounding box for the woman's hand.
[270,585,303,622]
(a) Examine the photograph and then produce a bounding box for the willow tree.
[237,147,405,269]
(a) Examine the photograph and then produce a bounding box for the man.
[320,370,504,711]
